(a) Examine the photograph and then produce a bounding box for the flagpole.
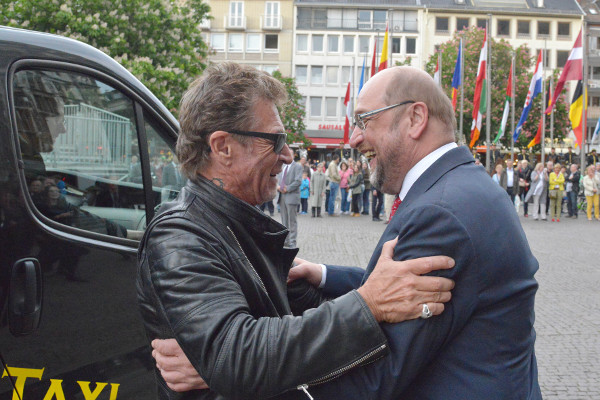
[486,14,492,173]
[459,38,465,145]
[388,10,393,67]
[541,49,546,166]
[550,76,554,145]
[582,17,588,168]
[511,55,515,162]
[352,56,356,159]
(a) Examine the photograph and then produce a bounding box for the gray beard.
[370,165,385,193]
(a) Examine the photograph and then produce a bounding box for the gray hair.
[177,62,287,178]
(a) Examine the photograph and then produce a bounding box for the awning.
[302,137,350,149]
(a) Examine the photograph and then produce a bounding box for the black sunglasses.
[228,130,287,154]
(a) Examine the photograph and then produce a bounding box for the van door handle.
[9,258,43,336]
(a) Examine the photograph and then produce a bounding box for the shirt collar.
[399,142,458,201]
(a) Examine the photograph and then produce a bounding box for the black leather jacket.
[137,176,388,400]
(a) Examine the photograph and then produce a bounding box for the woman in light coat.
[583,165,600,221]
[525,163,549,220]
[310,162,327,217]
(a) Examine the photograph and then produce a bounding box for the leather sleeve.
[139,221,388,400]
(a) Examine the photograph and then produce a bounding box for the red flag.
[370,39,377,77]
[545,29,582,114]
[469,29,487,148]
[343,81,351,144]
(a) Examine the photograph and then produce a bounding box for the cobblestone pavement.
[289,209,600,399]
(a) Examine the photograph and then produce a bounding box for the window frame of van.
[8,59,178,249]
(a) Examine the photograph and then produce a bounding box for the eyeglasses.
[354,100,415,131]
[228,130,287,154]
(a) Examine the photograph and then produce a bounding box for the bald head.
[377,67,456,137]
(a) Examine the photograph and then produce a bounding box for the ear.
[208,131,234,166]
[406,102,428,140]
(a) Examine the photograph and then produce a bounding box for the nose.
[349,125,363,149]
[279,143,293,164]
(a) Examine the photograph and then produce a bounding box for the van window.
[14,69,146,237]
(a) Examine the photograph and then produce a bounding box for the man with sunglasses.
[137,63,456,400]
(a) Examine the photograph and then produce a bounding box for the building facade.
[198,0,586,156]
[200,0,294,76]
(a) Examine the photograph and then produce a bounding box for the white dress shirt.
[399,142,458,201]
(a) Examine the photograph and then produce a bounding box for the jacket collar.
[401,145,474,207]
[186,176,288,245]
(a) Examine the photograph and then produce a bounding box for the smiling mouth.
[363,150,377,161]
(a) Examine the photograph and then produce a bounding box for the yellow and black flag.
[569,80,585,148]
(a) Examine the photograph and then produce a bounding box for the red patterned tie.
[388,195,402,222]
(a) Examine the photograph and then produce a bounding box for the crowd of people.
[482,146,600,222]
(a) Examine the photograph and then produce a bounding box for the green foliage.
[1,0,210,114]
[425,26,570,149]
[272,70,310,148]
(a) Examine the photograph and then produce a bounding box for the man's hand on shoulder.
[152,339,209,392]
[357,237,455,323]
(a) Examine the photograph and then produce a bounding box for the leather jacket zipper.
[226,226,270,298]
[297,343,387,393]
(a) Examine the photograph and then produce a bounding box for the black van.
[0,26,183,399]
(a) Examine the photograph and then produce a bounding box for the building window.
[228,33,243,52]
[326,97,337,118]
[517,20,530,36]
[343,9,357,29]
[392,37,401,54]
[373,10,387,31]
[328,35,339,53]
[263,65,277,75]
[436,17,449,33]
[558,22,570,37]
[341,66,351,83]
[297,8,327,29]
[246,33,261,52]
[591,97,600,107]
[211,33,225,51]
[404,11,418,31]
[312,35,324,52]
[326,66,338,84]
[456,18,469,30]
[229,1,244,28]
[311,66,323,84]
[297,8,311,29]
[265,34,278,51]
[359,36,369,53]
[296,66,308,84]
[556,50,569,67]
[497,19,510,36]
[297,34,308,52]
[343,35,354,52]
[537,21,550,37]
[313,8,327,28]
[477,19,487,29]
[310,97,322,117]
[327,9,342,29]
[406,37,416,54]
[358,10,372,30]
[264,2,280,29]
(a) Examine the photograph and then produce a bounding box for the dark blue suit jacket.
[313,146,542,399]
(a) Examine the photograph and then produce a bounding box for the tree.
[425,26,570,150]
[1,0,210,114]
[272,70,310,148]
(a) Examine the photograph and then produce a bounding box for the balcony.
[225,15,246,30]
[262,15,282,30]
